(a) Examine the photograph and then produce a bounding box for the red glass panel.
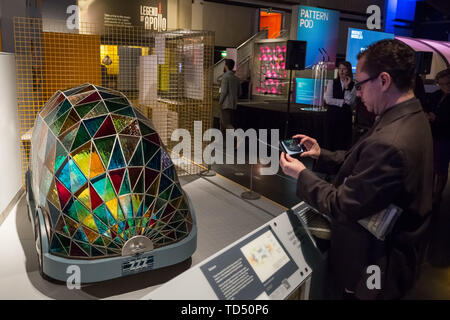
[94,116,116,138]
[90,183,103,210]
[109,168,125,193]
[128,167,143,189]
[145,168,159,191]
[76,91,101,105]
[56,178,71,208]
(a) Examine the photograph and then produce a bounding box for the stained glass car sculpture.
[25,84,197,283]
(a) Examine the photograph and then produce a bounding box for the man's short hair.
[435,68,450,82]
[357,39,415,92]
[225,59,235,71]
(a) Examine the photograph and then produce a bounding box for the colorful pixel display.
[30,84,193,259]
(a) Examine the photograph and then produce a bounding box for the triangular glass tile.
[90,183,103,210]
[85,101,108,119]
[107,97,129,105]
[147,149,161,170]
[44,140,56,174]
[77,91,101,105]
[71,123,91,151]
[84,115,107,137]
[76,84,96,94]
[171,184,182,199]
[120,120,141,136]
[82,221,99,238]
[70,241,88,257]
[59,108,80,135]
[91,173,106,200]
[139,121,155,136]
[59,123,79,151]
[143,139,159,164]
[112,115,134,133]
[106,206,117,227]
[158,174,172,194]
[50,234,66,254]
[55,100,72,119]
[93,235,104,247]
[71,141,91,179]
[73,227,89,243]
[143,133,160,146]
[69,158,87,193]
[49,109,70,136]
[74,101,98,119]
[128,167,142,189]
[119,170,131,195]
[112,106,135,118]
[104,175,116,202]
[119,195,132,220]
[159,185,173,201]
[54,141,68,173]
[69,91,92,105]
[128,141,143,166]
[42,93,65,118]
[94,116,116,138]
[93,216,108,236]
[109,168,125,194]
[99,91,120,99]
[145,168,160,192]
[91,246,104,257]
[48,200,61,227]
[44,104,62,125]
[134,172,144,194]
[94,136,115,168]
[93,203,108,226]
[57,233,72,254]
[163,165,175,181]
[74,199,90,223]
[47,179,60,210]
[161,148,172,170]
[64,198,77,221]
[75,183,91,210]
[74,241,91,257]
[56,159,71,191]
[144,195,155,215]
[106,198,119,221]
[105,100,128,112]
[108,140,126,170]
[63,215,79,236]
[132,194,143,217]
[89,143,106,179]
[119,135,140,164]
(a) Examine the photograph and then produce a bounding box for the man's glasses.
[355,74,379,91]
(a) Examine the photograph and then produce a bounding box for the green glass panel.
[71,123,91,151]
[83,115,107,137]
[85,101,108,119]
[56,159,71,191]
[128,141,143,166]
[59,123,79,151]
[93,203,108,225]
[159,185,173,201]
[112,115,133,133]
[57,234,71,254]
[119,195,132,220]
[106,207,116,227]
[119,135,139,164]
[108,97,129,105]
[95,136,115,169]
[75,199,90,222]
[73,228,89,243]
[93,216,108,236]
[82,215,98,232]
[138,121,155,136]
[76,241,92,256]
[92,173,107,200]
[113,106,135,118]
[74,101,98,118]
[69,159,87,192]
[105,100,128,112]
[54,141,68,173]
[49,110,70,135]
[59,109,80,135]
[104,175,116,202]
[91,246,104,257]
[117,202,125,222]
[108,140,126,170]
[119,171,131,195]
[50,235,65,254]
[143,139,159,164]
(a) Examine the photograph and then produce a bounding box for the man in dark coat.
[280,39,433,299]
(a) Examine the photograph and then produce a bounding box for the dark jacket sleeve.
[313,149,347,175]
[297,141,405,222]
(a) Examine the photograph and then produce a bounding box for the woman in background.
[324,61,356,151]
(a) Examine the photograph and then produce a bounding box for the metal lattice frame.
[14,17,214,185]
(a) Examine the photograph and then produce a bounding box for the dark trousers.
[325,104,353,151]
[220,108,235,133]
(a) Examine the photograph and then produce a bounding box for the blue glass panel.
[69,159,87,193]
[108,140,126,170]
[147,150,161,170]
[56,159,71,191]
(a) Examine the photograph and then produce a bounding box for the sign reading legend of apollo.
[297,5,340,67]
[140,3,167,31]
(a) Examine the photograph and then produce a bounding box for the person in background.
[219,59,241,133]
[324,61,357,151]
[414,74,426,109]
[426,68,450,211]
[280,39,433,299]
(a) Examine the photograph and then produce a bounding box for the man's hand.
[280,152,306,179]
[293,134,321,159]
[343,76,351,90]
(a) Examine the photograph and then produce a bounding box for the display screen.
[346,28,395,72]
[296,5,340,68]
[295,78,315,105]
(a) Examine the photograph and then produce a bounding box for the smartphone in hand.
[280,139,305,157]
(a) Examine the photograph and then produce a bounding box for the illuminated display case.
[252,39,289,99]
